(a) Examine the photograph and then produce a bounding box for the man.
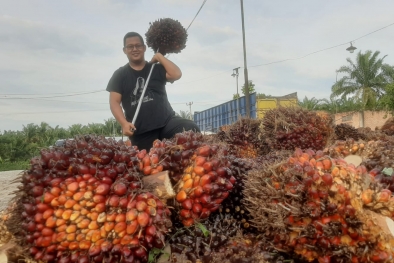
[106,32,200,150]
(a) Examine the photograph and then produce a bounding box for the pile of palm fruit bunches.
[2,106,394,263]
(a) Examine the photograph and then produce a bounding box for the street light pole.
[240,0,250,118]
[232,67,240,120]
[186,102,193,119]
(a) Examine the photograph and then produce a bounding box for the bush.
[0,161,29,172]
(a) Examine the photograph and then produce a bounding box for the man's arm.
[109,92,136,136]
[150,53,182,82]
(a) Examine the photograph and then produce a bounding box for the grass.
[0,161,29,172]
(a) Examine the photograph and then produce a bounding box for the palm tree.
[331,50,391,127]
[298,96,324,110]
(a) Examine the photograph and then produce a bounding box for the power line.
[0,90,104,99]
[249,21,394,68]
[186,0,208,31]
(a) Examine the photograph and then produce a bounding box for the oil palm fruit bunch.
[169,213,240,262]
[145,18,187,55]
[261,107,333,151]
[243,148,394,262]
[334,123,364,141]
[174,144,235,226]
[5,135,173,263]
[218,156,255,231]
[218,118,269,158]
[148,131,205,183]
[380,117,394,136]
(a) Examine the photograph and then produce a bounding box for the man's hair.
[123,32,145,47]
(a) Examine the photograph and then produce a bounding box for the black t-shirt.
[106,62,174,135]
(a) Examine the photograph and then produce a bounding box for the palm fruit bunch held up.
[145,18,187,55]
[243,148,394,262]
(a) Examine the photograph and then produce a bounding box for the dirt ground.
[0,170,23,212]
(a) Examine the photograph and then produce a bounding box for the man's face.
[123,36,146,63]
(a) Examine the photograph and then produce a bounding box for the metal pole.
[186,102,193,119]
[240,0,250,118]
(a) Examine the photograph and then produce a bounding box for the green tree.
[298,96,324,110]
[233,80,256,99]
[331,50,392,126]
[381,83,394,112]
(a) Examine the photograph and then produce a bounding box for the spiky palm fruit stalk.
[145,18,187,55]
[261,107,334,151]
[4,135,173,263]
[243,148,394,262]
[334,123,365,141]
[218,118,269,158]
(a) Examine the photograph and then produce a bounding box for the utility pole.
[240,0,250,117]
[186,102,193,120]
[232,67,240,120]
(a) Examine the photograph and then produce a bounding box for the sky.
[1,0,394,132]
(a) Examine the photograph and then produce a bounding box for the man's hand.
[150,52,164,64]
[122,122,136,136]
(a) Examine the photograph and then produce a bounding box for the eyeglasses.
[124,44,144,51]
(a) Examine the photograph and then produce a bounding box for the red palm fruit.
[66,233,76,242]
[89,245,102,257]
[95,203,106,213]
[200,208,210,219]
[50,197,60,207]
[142,155,150,167]
[182,199,193,210]
[83,191,93,200]
[57,224,67,233]
[197,145,211,157]
[43,192,55,204]
[36,203,50,213]
[127,199,137,210]
[67,182,79,192]
[192,203,202,214]
[182,218,194,227]
[88,221,99,230]
[143,166,152,175]
[26,221,36,232]
[114,222,127,233]
[322,173,333,186]
[126,220,139,235]
[70,211,81,221]
[200,194,211,204]
[65,190,75,197]
[322,159,332,170]
[193,166,205,176]
[136,201,148,212]
[113,181,128,196]
[117,230,127,238]
[91,230,102,243]
[95,184,110,195]
[64,199,77,209]
[195,156,206,166]
[77,219,90,229]
[106,213,117,222]
[115,213,126,223]
[34,213,44,223]
[46,244,57,253]
[147,198,157,208]
[56,232,67,242]
[66,225,77,233]
[119,197,128,209]
[370,251,388,263]
[193,186,204,197]
[73,203,82,211]
[183,178,193,189]
[62,209,72,220]
[193,176,201,187]
[50,186,62,197]
[89,211,99,221]
[147,206,157,216]
[176,190,187,202]
[137,212,149,227]
[100,240,113,253]
[76,233,85,242]
[41,236,52,247]
[42,209,54,220]
[108,195,120,207]
[36,223,44,231]
[42,227,54,237]
[121,235,134,245]
[126,209,138,221]
[180,209,191,219]
[199,174,211,186]
[203,162,213,172]
[80,208,89,216]
[145,225,156,237]
[31,185,44,197]
[129,237,140,248]
[72,192,84,201]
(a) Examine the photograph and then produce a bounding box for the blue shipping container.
[193,93,256,132]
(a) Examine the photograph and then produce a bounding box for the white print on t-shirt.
[131,77,153,106]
